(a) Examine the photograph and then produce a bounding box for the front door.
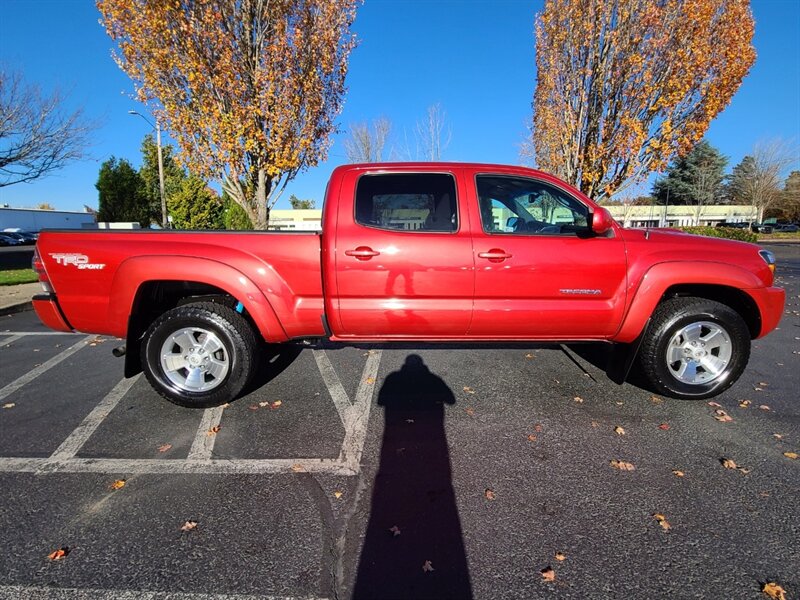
[468,173,627,339]
[332,171,475,338]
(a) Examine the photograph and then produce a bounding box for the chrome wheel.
[665,321,732,385]
[159,327,230,392]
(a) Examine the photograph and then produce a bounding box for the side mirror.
[591,208,615,235]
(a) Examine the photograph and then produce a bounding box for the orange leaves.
[97,0,359,229]
[48,547,70,561]
[531,0,755,200]
[652,513,671,532]
[762,582,787,600]
[783,452,798,460]
[540,566,556,581]
[180,520,198,532]
[110,479,126,490]
[484,488,497,501]
[610,460,636,471]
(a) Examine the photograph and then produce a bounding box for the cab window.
[355,173,458,232]
[476,175,589,235]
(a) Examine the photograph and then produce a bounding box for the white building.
[0,207,96,232]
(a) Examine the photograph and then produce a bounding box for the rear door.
[331,170,475,337]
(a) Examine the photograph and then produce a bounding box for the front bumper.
[32,293,73,333]
[748,286,786,338]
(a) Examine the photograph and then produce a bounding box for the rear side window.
[355,173,458,232]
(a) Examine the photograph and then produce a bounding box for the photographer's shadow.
[353,354,472,599]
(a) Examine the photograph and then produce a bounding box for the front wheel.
[637,297,751,400]
[141,301,259,408]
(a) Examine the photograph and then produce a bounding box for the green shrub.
[677,226,757,243]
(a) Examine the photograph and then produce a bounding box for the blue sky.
[1,0,798,212]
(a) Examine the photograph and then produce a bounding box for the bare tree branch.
[0,69,95,187]
[344,117,391,163]
[416,103,451,161]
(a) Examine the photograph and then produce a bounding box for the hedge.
[677,226,758,243]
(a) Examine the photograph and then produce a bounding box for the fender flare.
[613,261,763,343]
[107,255,287,342]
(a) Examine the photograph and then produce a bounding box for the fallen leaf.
[591,421,599,428]
[2,403,15,409]
[739,400,752,408]
[527,434,537,442]
[534,423,543,432]
[525,353,535,359]
[754,387,764,392]
[206,425,221,436]
[555,552,566,562]
[333,491,343,499]
[180,521,197,532]
[248,404,259,411]
[658,423,671,430]
[157,443,172,453]
[773,434,783,440]
[721,458,738,469]
[615,401,624,405]
[650,395,663,404]
[758,382,769,387]
[652,513,671,531]
[365,377,375,384]
[614,425,625,436]
[541,566,556,582]
[485,488,497,501]
[465,407,475,417]
[221,403,229,408]
[463,386,475,394]
[762,582,787,600]
[672,470,685,477]
[573,396,584,404]
[291,463,306,473]
[707,401,722,408]
[422,560,434,573]
[110,479,126,490]
[714,409,733,422]
[783,452,798,460]
[47,547,70,561]
[258,401,270,408]
[389,525,401,537]
[610,460,635,471]
[759,404,771,411]
[270,400,282,409]
[405,419,415,424]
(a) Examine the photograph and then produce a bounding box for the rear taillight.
[32,247,53,293]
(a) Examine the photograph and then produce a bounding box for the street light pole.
[128,110,168,228]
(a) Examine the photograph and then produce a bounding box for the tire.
[141,301,259,408]
[636,297,750,400]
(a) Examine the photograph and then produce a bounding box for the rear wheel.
[141,301,258,408]
[637,297,750,400]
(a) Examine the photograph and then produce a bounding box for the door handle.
[478,249,512,262]
[345,246,381,260]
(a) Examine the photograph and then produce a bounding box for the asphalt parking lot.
[0,243,798,600]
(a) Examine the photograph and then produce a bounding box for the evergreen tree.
[289,194,316,209]
[725,155,756,205]
[222,192,253,230]
[167,175,224,229]
[139,133,184,224]
[96,157,148,224]
[652,140,728,207]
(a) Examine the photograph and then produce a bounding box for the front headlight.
[759,249,776,274]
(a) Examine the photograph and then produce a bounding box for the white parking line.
[187,406,225,460]
[0,335,23,345]
[0,584,327,600]
[48,375,142,462]
[0,336,91,403]
[0,348,383,477]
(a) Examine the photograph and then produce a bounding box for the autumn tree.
[98,0,359,230]
[344,117,391,163]
[528,0,755,200]
[0,69,94,187]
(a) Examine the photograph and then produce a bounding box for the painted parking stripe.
[187,406,225,461]
[312,349,354,427]
[0,584,327,600]
[0,335,23,345]
[341,350,381,470]
[47,375,142,462]
[0,336,92,403]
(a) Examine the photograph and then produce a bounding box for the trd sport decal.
[49,253,106,270]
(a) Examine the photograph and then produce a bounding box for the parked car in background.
[0,233,23,246]
[750,223,774,234]
[0,231,36,245]
[3,229,38,242]
[772,224,799,233]
[715,222,749,229]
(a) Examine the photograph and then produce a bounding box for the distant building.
[0,207,97,232]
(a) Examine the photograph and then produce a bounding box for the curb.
[0,301,33,317]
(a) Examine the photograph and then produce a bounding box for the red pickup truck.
[31,163,784,407]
